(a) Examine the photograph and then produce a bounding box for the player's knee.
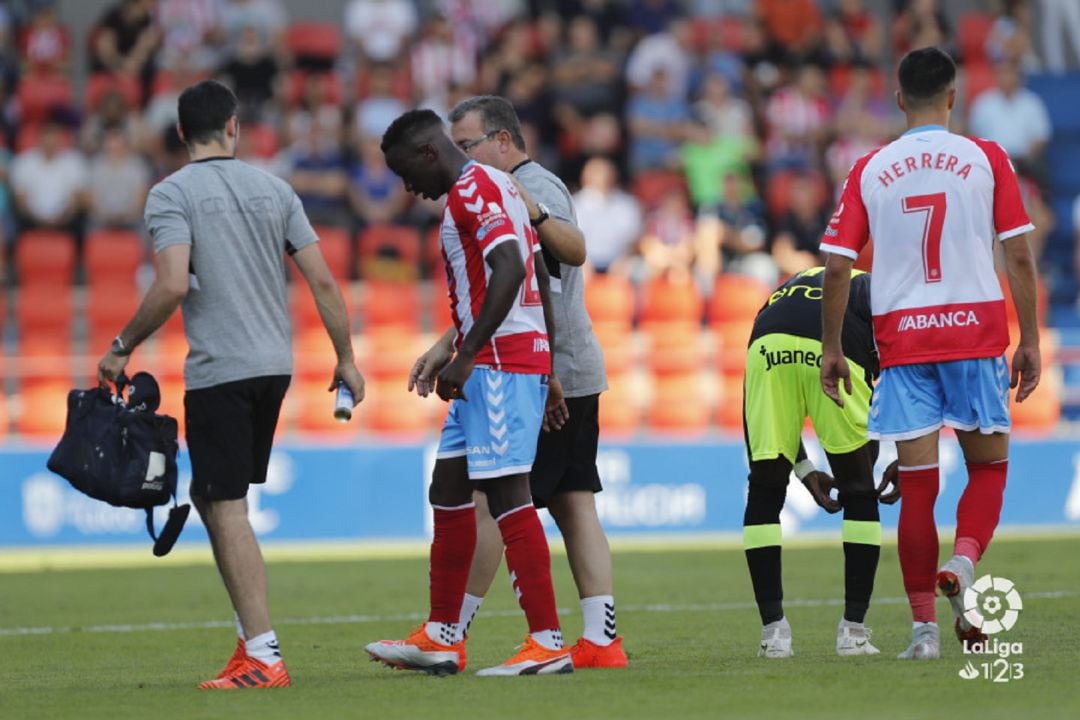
[839,492,879,521]
[547,491,599,532]
[480,475,532,518]
[745,483,786,525]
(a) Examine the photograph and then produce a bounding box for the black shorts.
[530,394,603,508]
[184,375,290,501]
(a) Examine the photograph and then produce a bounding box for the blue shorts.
[436,368,548,480]
[867,355,1011,441]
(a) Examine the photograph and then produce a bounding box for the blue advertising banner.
[1,438,1077,548]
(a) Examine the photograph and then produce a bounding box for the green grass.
[1,536,1079,720]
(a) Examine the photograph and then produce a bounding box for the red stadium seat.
[428,274,453,332]
[0,391,8,438]
[593,322,635,374]
[828,65,887,100]
[585,274,636,330]
[86,285,141,350]
[715,319,755,377]
[244,123,281,160]
[632,170,687,210]
[312,225,352,280]
[964,62,996,106]
[716,373,745,431]
[639,276,703,327]
[999,272,1048,328]
[85,72,141,112]
[15,229,76,287]
[958,12,995,65]
[292,280,354,333]
[16,284,73,338]
[293,329,340,381]
[356,224,421,280]
[16,379,71,438]
[598,370,641,437]
[644,323,706,375]
[647,372,713,434]
[358,281,422,332]
[708,273,772,325]
[85,229,144,288]
[1010,379,1061,432]
[361,327,425,380]
[17,73,73,123]
[358,376,437,436]
[286,22,343,62]
[290,377,361,435]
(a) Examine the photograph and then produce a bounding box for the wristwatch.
[530,202,550,228]
[111,335,131,357]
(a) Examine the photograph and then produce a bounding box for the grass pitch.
[1,536,1079,720]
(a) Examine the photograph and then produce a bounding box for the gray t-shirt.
[512,160,607,397]
[145,157,319,390]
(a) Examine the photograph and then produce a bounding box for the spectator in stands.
[831,62,895,140]
[627,0,683,36]
[354,63,407,140]
[640,186,697,283]
[625,17,693,100]
[756,0,824,58]
[87,125,151,231]
[217,25,279,118]
[0,6,18,97]
[1040,0,1080,73]
[551,15,622,119]
[410,14,478,116]
[968,59,1051,167]
[286,112,348,227]
[20,3,69,74]
[574,156,643,275]
[681,73,758,209]
[345,0,418,65]
[823,0,884,65]
[764,63,830,170]
[90,0,161,86]
[11,117,86,235]
[627,67,689,173]
[284,72,340,148]
[156,0,224,72]
[891,0,952,58]
[987,0,1040,72]
[698,172,776,286]
[825,113,881,201]
[141,61,204,154]
[770,172,825,276]
[81,86,144,156]
[348,132,407,228]
[221,0,287,62]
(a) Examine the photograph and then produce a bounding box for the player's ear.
[225,115,239,139]
[895,89,906,114]
[175,121,186,145]
[418,141,438,162]
[945,86,957,111]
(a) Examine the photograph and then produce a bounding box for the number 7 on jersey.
[901,192,947,284]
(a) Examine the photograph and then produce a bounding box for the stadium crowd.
[0,0,1075,436]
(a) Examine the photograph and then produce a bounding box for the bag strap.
[145,488,191,557]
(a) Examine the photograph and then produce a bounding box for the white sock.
[245,630,281,665]
[580,595,616,646]
[425,621,459,646]
[458,593,484,642]
[531,629,564,651]
[234,612,245,640]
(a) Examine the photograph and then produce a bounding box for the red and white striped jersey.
[441,161,550,374]
[820,126,1033,368]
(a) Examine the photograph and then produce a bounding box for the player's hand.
[877,460,900,505]
[1010,341,1041,403]
[802,470,841,513]
[331,361,365,404]
[543,375,570,432]
[436,354,475,402]
[820,346,852,408]
[97,349,130,386]
[409,339,454,398]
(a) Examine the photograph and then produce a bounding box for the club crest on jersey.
[897,310,980,331]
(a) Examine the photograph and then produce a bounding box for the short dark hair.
[381,108,445,154]
[897,47,957,110]
[448,96,527,152]
[177,80,238,146]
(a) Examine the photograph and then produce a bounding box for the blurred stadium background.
[0,0,1078,549]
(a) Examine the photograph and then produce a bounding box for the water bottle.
[334,383,354,422]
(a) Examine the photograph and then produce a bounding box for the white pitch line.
[2,591,1076,638]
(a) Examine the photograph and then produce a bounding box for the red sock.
[497,504,561,634]
[898,466,940,623]
[428,505,477,625]
[955,460,1008,565]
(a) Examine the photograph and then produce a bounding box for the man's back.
[512,160,607,398]
[146,158,319,389]
[821,127,1033,368]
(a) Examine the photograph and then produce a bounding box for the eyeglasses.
[457,131,497,152]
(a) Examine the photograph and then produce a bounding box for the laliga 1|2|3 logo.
[957,575,1025,683]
